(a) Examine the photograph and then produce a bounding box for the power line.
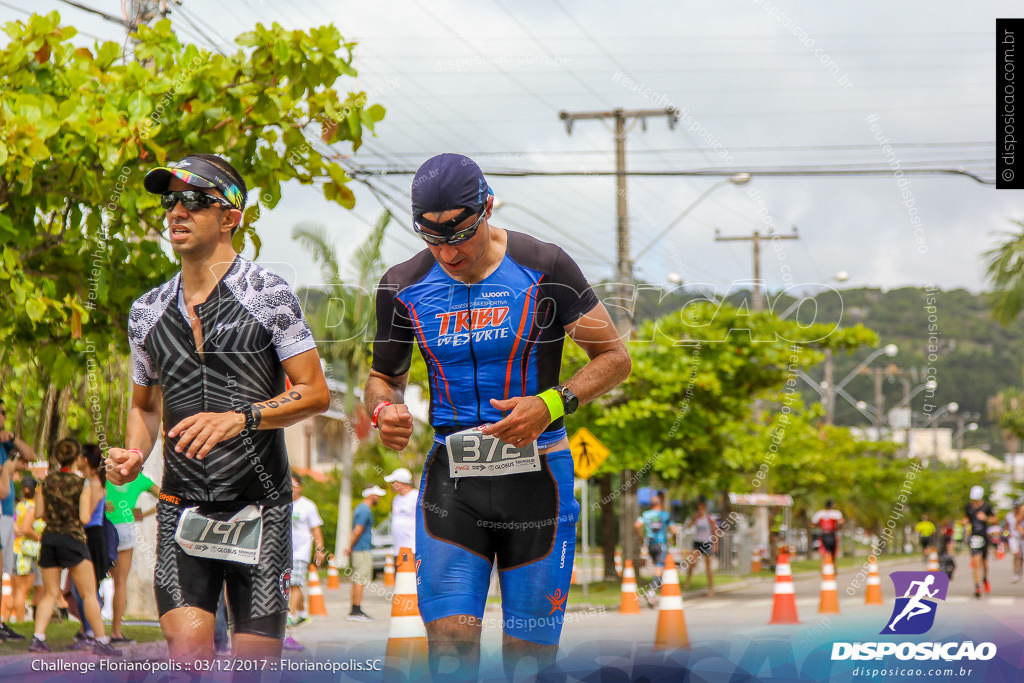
[56,0,131,27]
[350,166,995,184]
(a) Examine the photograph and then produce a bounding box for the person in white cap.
[963,485,996,598]
[343,486,385,620]
[384,468,417,553]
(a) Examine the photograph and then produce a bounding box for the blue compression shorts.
[415,443,579,645]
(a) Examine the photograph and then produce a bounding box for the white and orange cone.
[615,550,623,577]
[385,547,428,679]
[751,548,762,573]
[654,554,688,649]
[865,556,884,605]
[326,555,341,590]
[818,553,840,614]
[384,553,396,588]
[307,565,328,616]
[0,573,9,620]
[571,559,579,586]
[768,549,800,624]
[619,560,641,614]
[927,550,940,572]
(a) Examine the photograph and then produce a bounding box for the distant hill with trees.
[629,284,1024,455]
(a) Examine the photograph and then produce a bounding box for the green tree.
[0,12,383,448]
[985,220,1024,325]
[293,212,389,556]
[564,302,876,575]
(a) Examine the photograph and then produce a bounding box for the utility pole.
[714,227,799,312]
[559,107,678,578]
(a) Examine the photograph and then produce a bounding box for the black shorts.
[155,500,292,639]
[692,541,713,557]
[648,543,666,567]
[39,534,90,569]
[969,535,989,559]
[821,532,838,556]
[921,537,933,549]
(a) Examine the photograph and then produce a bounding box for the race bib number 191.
[445,426,540,478]
[174,505,264,565]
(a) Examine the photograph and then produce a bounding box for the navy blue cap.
[410,154,490,226]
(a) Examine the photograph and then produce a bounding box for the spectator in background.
[28,438,119,656]
[811,500,844,562]
[343,486,384,621]
[104,464,159,644]
[384,468,417,554]
[68,444,114,650]
[0,398,34,640]
[284,473,326,651]
[9,476,42,625]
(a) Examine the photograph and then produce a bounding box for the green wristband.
[538,389,565,421]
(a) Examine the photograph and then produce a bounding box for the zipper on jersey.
[466,285,482,426]
[192,297,211,501]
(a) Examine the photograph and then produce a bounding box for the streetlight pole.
[633,173,751,262]
[922,402,959,465]
[823,343,898,425]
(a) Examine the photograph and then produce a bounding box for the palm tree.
[293,211,390,556]
[984,220,1024,325]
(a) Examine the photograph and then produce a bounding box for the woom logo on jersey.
[882,571,948,635]
[831,570,996,663]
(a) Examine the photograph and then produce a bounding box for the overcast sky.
[5,1,1021,297]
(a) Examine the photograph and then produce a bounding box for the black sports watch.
[234,404,260,432]
[554,385,579,416]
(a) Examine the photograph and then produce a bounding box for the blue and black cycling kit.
[372,230,598,644]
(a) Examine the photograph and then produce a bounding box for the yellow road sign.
[570,427,610,479]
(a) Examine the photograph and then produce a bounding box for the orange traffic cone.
[654,554,688,649]
[768,549,800,624]
[619,560,641,614]
[615,550,623,577]
[385,547,428,679]
[997,542,1006,561]
[384,553,396,588]
[865,556,884,605]
[818,554,840,614]
[326,555,341,590]
[0,573,9,619]
[927,550,940,572]
[571,559,579,586]
[751,548,762,573]
[307,566,328,616]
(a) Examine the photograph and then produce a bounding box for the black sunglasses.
[413,210,487,246]
[161,190,234,212]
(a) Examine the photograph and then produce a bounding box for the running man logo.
[546,589,568,615]
[880,571,949,635]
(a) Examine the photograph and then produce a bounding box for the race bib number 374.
[445,426,540,478]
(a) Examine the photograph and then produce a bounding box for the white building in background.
[853,426,1006,472]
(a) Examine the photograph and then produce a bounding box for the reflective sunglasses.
[413,209,486,246]
[161,190,235,212]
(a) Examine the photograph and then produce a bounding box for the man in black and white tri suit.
[107,154,330,663]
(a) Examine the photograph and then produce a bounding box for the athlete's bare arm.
[483,301,630,446]
[168,348,331,459]
[364,370,414,451]
[108,383,163,485]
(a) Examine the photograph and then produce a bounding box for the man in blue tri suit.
[365,153,631,678]
[107,154,330,664]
